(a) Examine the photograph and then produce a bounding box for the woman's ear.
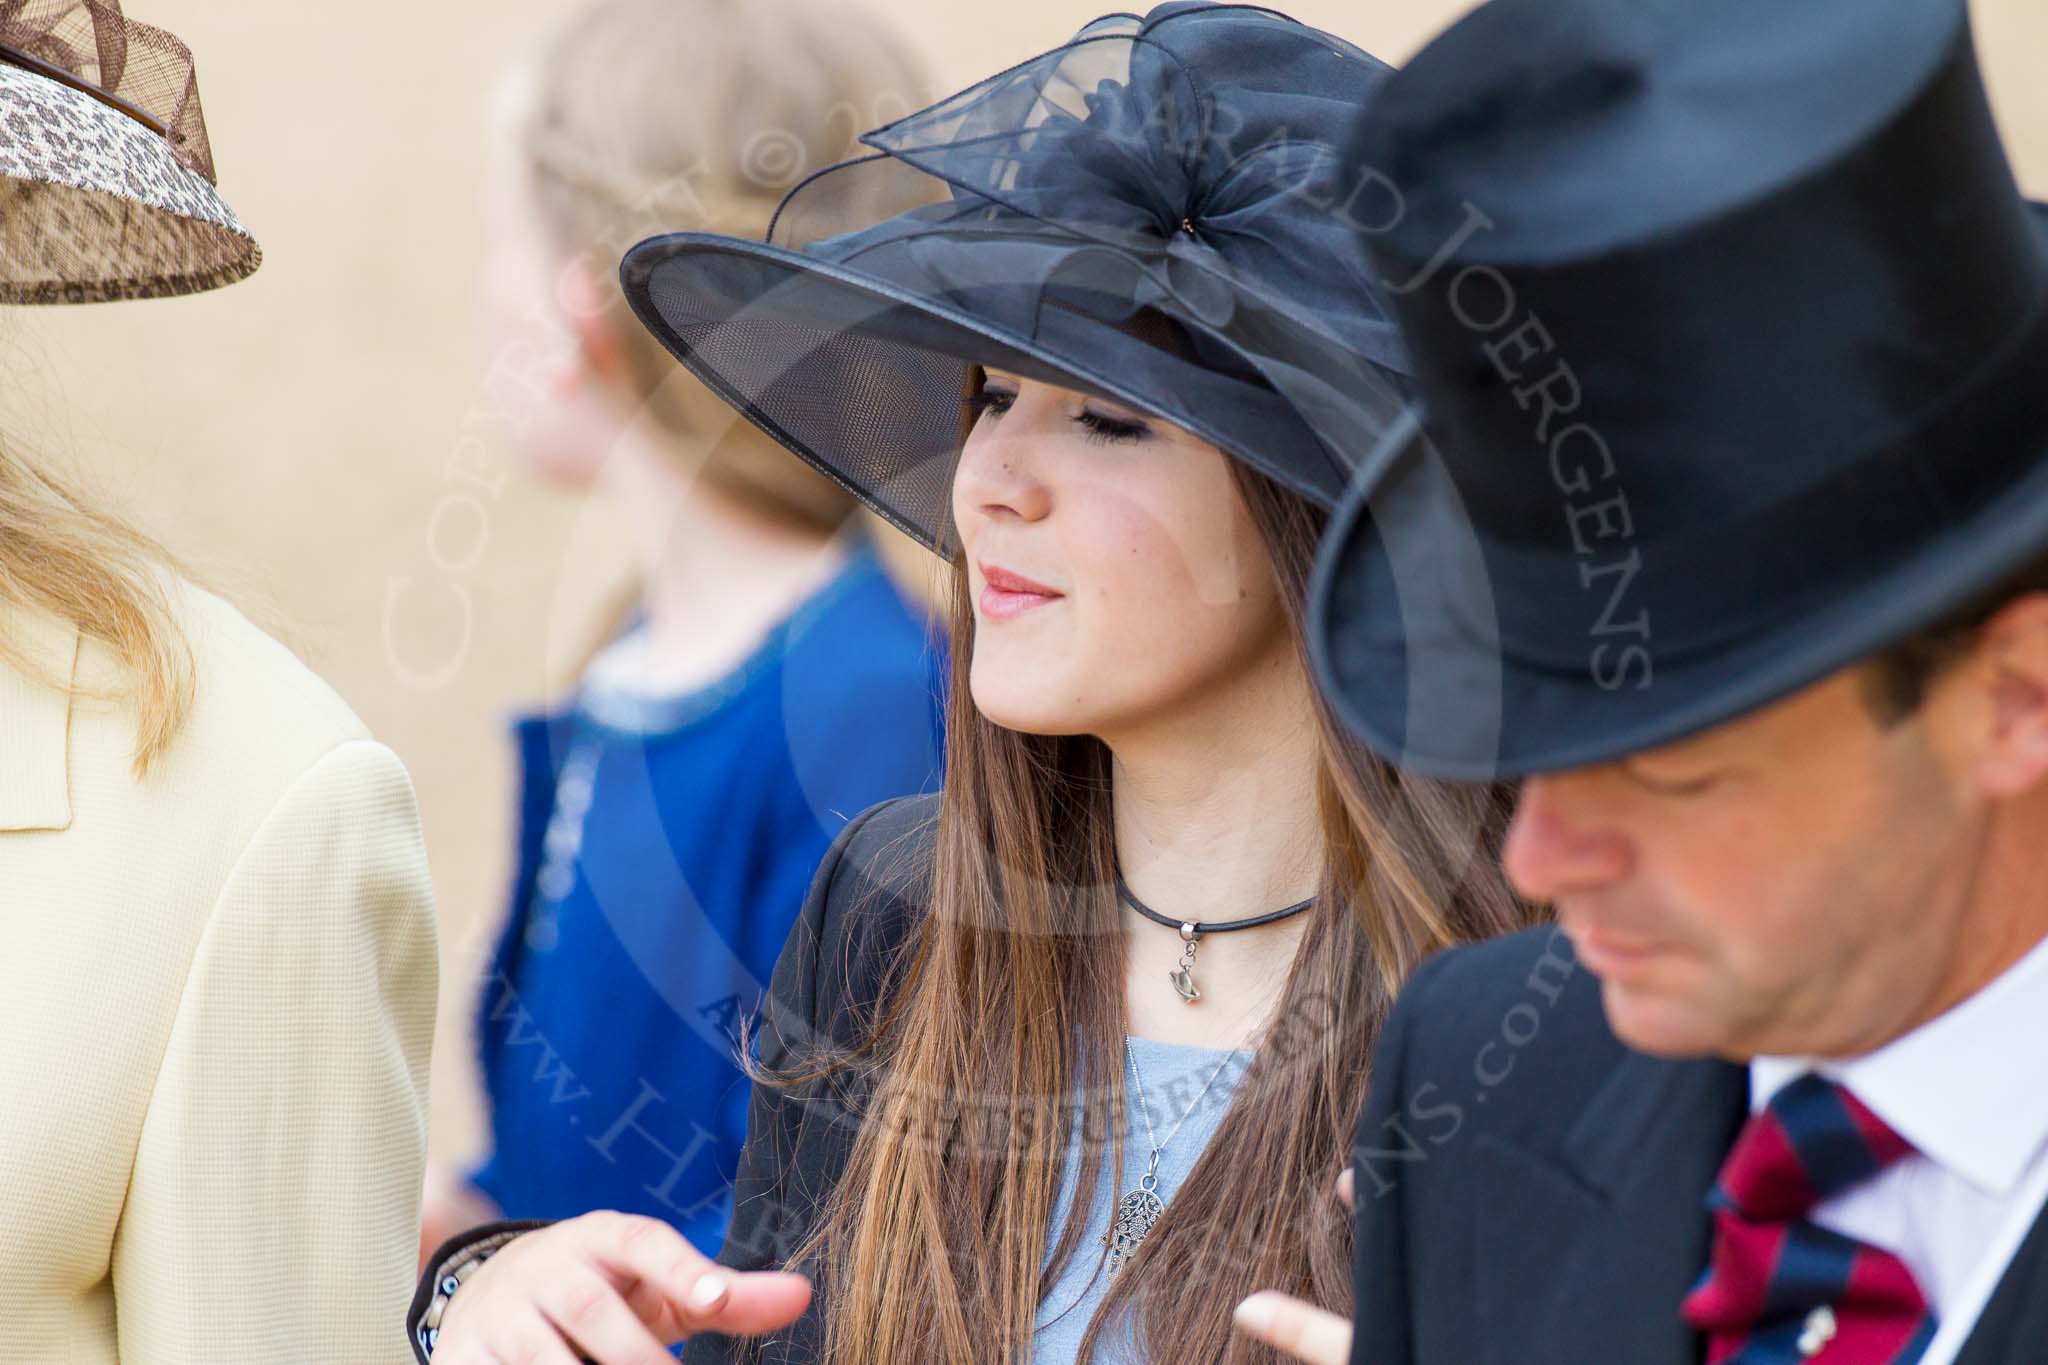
[1971,593,2048,799]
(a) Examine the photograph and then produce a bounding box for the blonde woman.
[0,7,437,1362]
[412,7,1538,1364]
[417,0,944,1268]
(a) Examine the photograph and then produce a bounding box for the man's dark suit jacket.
[1348,927,2048,1365]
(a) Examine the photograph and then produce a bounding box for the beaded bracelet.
[416,1227,535,1358]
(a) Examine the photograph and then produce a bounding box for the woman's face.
[951,369,1292,738]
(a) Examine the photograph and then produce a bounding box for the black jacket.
[409,793,937,1365]
[681,791,934,1362]
[1347,926,2048,1365]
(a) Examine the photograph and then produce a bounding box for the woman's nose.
[953,403,1054,530]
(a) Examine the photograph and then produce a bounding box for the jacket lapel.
[1953,1200,2048,1364]
[0,604,78,833]
[1474,1049,1748,1365]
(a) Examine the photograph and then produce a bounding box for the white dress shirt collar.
[1752,930,2048,1199]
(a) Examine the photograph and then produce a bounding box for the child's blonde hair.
[510,0,933,534]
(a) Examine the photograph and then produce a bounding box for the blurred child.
[419,0,944,1265]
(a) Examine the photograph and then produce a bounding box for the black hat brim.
[1308,205,2048,781]
[620,232,1360,556]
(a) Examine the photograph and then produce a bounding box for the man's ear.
[1972,592,2048,799]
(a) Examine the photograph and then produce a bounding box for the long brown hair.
[765,384,1536,1362]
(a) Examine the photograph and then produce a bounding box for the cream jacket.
[0,579,438,1363]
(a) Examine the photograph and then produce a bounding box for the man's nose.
[1502,776,1634,903]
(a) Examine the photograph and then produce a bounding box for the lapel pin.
[1797,1305,1838,1358]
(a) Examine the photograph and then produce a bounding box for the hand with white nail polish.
[429,1211,811,1364]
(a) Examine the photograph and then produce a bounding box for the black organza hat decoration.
[619,2,1414,556]
[1307,0,2048,779]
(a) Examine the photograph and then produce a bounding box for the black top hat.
[1307,0,2048,779]
[618,3,1414,556]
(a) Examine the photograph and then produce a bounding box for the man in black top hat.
[1232,0,2048,1362]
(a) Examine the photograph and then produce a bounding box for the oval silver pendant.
[1168,967,1201,1002]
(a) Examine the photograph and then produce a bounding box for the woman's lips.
[978,561,1064,622]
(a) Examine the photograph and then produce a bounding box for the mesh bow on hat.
[0,0,259,303]
[621,2,1414,555]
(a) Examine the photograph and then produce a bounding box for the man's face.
[1500,667,1993,1061]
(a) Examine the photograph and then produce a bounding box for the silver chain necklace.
[1101,1035,1245,1276]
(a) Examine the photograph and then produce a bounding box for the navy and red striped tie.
[1681,1073,1939,1363]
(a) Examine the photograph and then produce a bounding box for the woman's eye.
[1076,409,1149,444]
[967,385,1016,421]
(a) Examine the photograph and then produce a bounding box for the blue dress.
[469,537,946,1256]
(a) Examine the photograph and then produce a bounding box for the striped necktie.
[1681,1072,1939,1363]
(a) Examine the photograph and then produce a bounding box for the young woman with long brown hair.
[411,7,1538,1362]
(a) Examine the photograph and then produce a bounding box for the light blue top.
[1032,1033,1257,1363]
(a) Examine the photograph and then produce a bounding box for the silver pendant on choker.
[1168,922,1202,1003]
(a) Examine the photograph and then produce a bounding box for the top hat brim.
[620,230,1381,557]
[1308,203,2048,781]
[0,64,258,304]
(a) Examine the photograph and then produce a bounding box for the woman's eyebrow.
[1078,391,1149,419]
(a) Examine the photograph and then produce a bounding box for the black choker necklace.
[1114,871,1316,1005]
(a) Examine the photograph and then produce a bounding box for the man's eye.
[1076,409,1149,444]
[1618,760,1724,797]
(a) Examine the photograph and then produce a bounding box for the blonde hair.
[510,0,933,534]
[0,439,193,777]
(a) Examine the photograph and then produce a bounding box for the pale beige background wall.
[8,0,2044,1168]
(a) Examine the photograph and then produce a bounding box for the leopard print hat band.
[0,1,259,303]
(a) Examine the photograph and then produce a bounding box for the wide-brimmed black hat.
[1308,0,2048,780]
[619,2,1414,556]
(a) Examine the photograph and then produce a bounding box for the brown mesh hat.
[0,0,259,303]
